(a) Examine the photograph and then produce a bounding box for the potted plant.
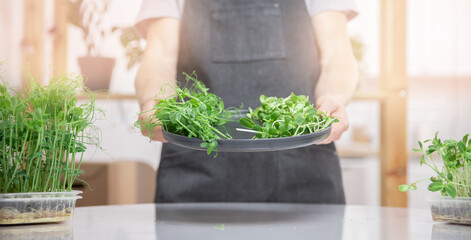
[400,132,471,225]
[0,74,101,224]
[120,27,144,70]
[68,0,117,91]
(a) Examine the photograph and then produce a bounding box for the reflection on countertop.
[0,203,441,240]
[155,203,345,240]
[432,223,471,240]
[0,223,72,240]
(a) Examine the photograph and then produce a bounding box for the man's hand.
[311,11,359,144]
[316,96,349,145]
[138,100,167,142]
[135,18,179,142]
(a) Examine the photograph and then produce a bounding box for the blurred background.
[0,0,470,209]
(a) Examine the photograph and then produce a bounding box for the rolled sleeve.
[305,0,359,21]
[134,0,184,38]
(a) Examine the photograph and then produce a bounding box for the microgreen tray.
[427,195,471,225]
[162,112,331,152]
[0,191,82,225]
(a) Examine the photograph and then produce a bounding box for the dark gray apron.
[156,0,345,204]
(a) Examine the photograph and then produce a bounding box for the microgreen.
[399,132,471,198]
[137,72,237,155]
[239,93,338,138]
[0,74,101,193]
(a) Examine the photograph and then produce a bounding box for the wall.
[338,0,471,208]
[348,0,471,78]
[0,0,23,89]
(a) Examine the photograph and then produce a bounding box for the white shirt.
[135,0,358,38]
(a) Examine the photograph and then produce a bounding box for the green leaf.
[259,95,266,103]
[445,184,457,198]
[418,141,423,150]
[253,125,263,132]
[458,142,466,154]
[270,112,280,121]
[268,127,279,136]
[239,117,255,129]
[75,145,87,152]
[398,185,410,192]
[428,182,444,192]
[295,116,305,125]
[420,155,425,165]
[306,108,316,117]
[463,134,469,145]
[447,173,453,181]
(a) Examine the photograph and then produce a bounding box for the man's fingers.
[316,97,339,116]
[315,96,350,145]
[138,101,168,142]
[317,120,345,145]
[140,125,167,142]
[316,138,332,145]
[152,126,167,142]
[139,118,168,142]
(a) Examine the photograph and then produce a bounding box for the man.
[135,0,359,203]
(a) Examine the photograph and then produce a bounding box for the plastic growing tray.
[426,195,471,225]
[162,111,331,152]
[0,191,82,225]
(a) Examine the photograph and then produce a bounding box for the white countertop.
[1,203,469,240]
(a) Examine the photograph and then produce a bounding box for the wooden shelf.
[77,90,386,101]
[338,148,378,158]
[337,142,378,158]
[352,90,386,101]
[76,93,136,100]
[338,147,424,159]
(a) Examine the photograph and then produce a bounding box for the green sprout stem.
[400,133,471,198]
[0,74,101,193]
[137,71,236,155]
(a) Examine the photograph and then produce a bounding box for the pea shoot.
[138,72,236,155]
[399,132,471,198]
[0,74,101,193]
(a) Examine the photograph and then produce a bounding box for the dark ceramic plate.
[162,111,331,152]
